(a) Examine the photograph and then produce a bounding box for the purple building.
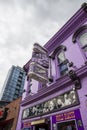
[16,3,87,130]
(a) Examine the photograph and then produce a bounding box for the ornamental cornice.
[44,4,87,54]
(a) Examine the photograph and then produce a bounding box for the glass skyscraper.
[0,65,26,101]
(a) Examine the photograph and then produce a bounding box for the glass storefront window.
[57,120,77,130]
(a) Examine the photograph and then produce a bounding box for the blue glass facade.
[0,66,26,101]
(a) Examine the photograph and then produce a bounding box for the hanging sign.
[32,43,49,68]
[28,62,48,83]
[28,43,49,83]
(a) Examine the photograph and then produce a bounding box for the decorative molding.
[23,4,87,71]
[81,3,87,12]
[50,45,67,59]
[23,60,31,73]
[33,43,48,53]
[21,64,87,106]
[72,24,87,43]
[44,5,87,53]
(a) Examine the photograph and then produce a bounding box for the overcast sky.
[0,0,87,94]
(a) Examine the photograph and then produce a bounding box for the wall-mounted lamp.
[68,70,81,89]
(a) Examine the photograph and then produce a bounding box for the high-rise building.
[0,66,26,101]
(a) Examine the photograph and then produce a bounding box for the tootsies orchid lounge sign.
[28,43,49,83]
[22,89,79,119]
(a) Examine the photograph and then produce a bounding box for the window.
[72,25,87,58]
[57,120,77,130]
[50,45,67,78]
[57,51,68,76]
[15,90,19,94]
[79,32,87,52]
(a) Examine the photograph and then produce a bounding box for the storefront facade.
[52,109,84,130]
[16,3,87,130]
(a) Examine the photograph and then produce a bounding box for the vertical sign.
[28,43,49,83]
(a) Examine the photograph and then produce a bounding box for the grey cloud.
[0,0,87,94]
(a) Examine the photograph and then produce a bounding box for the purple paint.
[16,3,87,130]
[52,109,84,130]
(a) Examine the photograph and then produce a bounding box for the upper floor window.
[57,51,68,76]
[72,25,87,58]
[79,32,87,52]
[51,45,68,77]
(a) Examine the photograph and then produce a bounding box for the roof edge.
[44,3,87,52]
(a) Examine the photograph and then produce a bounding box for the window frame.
[56,49,68,77]
[72,25,87,61]
[77,30,87,59]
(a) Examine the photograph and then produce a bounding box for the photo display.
[22,90,79,119]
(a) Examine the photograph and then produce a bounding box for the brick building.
[0,97,21,130]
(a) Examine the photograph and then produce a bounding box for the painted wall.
[23,21,87,99]
[78,76,87,129]
[16,5,87,130]
[17,75,87,130]
[52,109,84,130]
[51,22,87,80]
